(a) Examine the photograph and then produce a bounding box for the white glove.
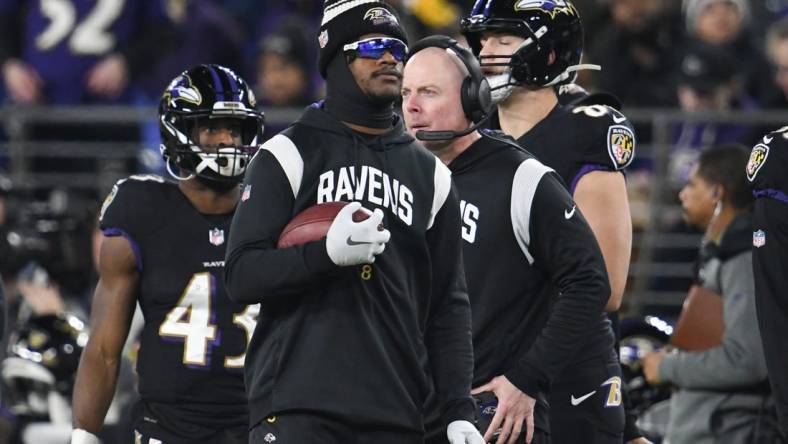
[326,202,390,266]
[447,420,486,444]
[71,429,101,444]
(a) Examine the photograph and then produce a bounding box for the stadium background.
[0,0,785,442]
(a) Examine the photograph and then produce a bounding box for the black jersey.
[225,105,474,432]
[449,132,614,432]
[98,175,254,432]
[748,129,788,431]
[511,103,635,193]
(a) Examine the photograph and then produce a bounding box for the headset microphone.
[407,36,493,142]
[415,113,492,141]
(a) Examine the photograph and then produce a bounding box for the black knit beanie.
[318,0,408,78]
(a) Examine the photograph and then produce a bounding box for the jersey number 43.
[158,272,259,368]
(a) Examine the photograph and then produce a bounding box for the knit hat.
[318,0,408,78]
[683,0,750,34]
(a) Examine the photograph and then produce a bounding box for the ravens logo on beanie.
[318,0,408,78]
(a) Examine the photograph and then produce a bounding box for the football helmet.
[2,313,88,421]
[619,316,672,418]
[460,0,596,88]
[159,64,264,183]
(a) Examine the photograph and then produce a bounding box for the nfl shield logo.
[242,184,251,201]
[209,228,225,246]
[753,230,766,248]
[319,30,329,49]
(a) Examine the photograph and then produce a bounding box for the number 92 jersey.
[99,175,257,429]
[3,0,166,103]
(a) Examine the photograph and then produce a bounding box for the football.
[277,201,370,248]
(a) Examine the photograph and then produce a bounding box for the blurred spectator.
[671,42,757,184]
[254,20,316,139]
[256,22,314,108]
[136,0,245,101]
[684,0,777,105]
[684,0,749,45]
[0,0,172,105]
[765,16,788,108]
[642,144,775,444]
[676,42,747,114]
[590,0,684,108]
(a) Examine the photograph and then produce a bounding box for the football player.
[69,64,264,444]
[460,0,643,442]
[224,2,481,443]
[748,127,788,435]
[403,36,619,444]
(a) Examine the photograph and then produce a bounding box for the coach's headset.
[406,35,493,141]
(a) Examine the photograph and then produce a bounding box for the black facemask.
[324,53,397,129]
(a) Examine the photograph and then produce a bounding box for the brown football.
[277,201,370,248]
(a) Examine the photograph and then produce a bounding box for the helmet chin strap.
[544,63,601,87]
[165,157,195,181]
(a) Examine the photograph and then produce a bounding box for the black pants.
[134,427,247,444]
[249,412,424,444]
[548,358,625,444]
[132,401,247,444]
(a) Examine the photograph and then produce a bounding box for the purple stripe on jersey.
[570,164,611,194]
[102,228,143,271]
[207,65,224,97]
[754,189,788,205]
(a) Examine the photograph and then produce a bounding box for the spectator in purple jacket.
[0,0,171,105]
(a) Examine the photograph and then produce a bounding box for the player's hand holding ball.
[326,202,390,266]
[447,420,486,444]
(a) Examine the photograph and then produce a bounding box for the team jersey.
[748,128,788,430]
[225,104,475,432]
[98,175,255,434]
[449,131,615,432]
[0,0,166,104]
[505,103,636,193]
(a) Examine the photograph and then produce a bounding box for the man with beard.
[402,36,618,444]
[461,0,642,442]
[70,65,264,444]
[224,2,481,443]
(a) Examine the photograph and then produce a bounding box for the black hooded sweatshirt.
[224,103,475,432]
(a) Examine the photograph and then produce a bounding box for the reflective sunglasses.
[343,37,408,62]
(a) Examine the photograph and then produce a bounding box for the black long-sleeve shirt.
[449,131,614,431]
[225,104,475,432]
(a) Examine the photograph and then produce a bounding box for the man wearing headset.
[402,36,622,444]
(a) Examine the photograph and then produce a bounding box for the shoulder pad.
[99,175,168,223]
[569,105,636,170]
[748,128,788,191]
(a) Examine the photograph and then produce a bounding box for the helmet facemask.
[160,110,263,187]
[158,65,265,188]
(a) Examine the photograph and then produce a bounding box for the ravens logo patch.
[607,125,635,169]
[746,144,769,182]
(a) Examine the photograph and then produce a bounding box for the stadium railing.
[2,106,788,316]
